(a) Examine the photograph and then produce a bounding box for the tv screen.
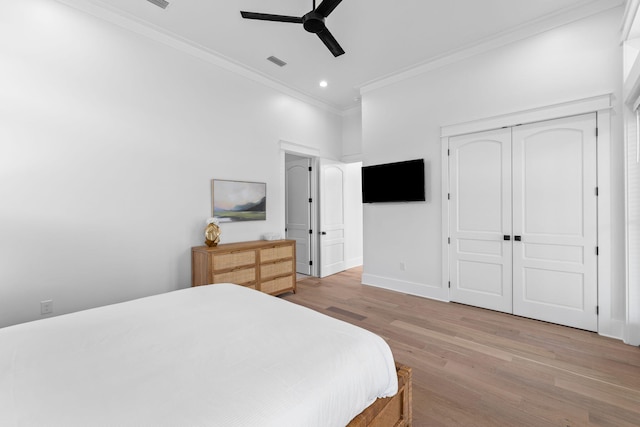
[362,159,426,203]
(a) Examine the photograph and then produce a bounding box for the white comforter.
[0,284,397,427]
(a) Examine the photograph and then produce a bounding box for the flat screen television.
[361,158,425,203]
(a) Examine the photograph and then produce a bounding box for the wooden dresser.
[191,240,296,296]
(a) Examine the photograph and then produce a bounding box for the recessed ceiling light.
[319,80,328,88]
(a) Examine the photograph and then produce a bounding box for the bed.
[0,283,411,426]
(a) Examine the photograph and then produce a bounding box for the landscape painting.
[211,179,266,222]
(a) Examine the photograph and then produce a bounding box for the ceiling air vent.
[267,56,287,67]
[146,0,169,9]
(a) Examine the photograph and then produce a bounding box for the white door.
[286,156,312,275]
[449,128,513,313]
[512,114,598,331]
[319,159,346,278]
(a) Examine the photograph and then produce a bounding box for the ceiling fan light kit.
[240,0,345,57]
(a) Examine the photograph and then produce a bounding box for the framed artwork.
[211,179,266,222]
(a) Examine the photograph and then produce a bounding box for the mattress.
[0,284,398,426]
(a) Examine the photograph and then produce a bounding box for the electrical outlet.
[40,300,53,315]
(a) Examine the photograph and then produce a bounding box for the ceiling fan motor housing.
[240,0,345,57]
[302,12,326,33]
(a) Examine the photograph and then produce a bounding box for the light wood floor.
[283,267,640,427]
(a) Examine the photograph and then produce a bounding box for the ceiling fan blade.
[240,11,303,24]
[316,28,345,57]
[315,0,343,17]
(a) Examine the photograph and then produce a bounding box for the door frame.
[440,94,619,337]
[280,140,320,277]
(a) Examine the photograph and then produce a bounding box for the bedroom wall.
[360,8,627,337]
[0,0,342,327]
[342,107,363,162]
[341,107,364,269]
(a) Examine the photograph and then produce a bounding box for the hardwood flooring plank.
[391,319,515,362]
[326,306,367,321]
[283,267,640,426]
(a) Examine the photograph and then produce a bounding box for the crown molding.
[279,140,321,158]
[54,0,343,116]
[359,0,623,96]
[440,93,612,137]
[622,0,640,41]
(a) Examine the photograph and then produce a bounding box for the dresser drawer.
[192,240,296,295]
[212,267,256,285]
[211,250,255,271]
[260,245,293,263]
[261,275,294,295]
[261,260,293,280]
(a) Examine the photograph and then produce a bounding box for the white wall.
[361,8,626,335]
[0,0,342,327]
[340,107,364,269]
[341,107,363,162]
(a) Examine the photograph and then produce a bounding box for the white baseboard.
[625,323,640,346]
[597,318,625,341]
[345,257,363,270]
[361,273,450,302]
[597,319,625,341]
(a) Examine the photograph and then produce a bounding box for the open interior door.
[319,159,347,278]
[285,156,312,275]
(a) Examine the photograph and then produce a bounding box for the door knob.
[514,235,522,241]
[504,235,511,241]
[321,231,327,235]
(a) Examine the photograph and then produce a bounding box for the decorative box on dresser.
[191,240,296,296]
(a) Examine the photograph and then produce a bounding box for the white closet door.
[449,128,513,313]
[512,113,598,331]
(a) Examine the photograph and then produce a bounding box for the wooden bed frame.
[347,363,412,427]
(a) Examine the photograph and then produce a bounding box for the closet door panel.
[512,113,598,331]
[449,128,512,313]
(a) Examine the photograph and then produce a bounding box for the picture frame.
[211,179,266,222]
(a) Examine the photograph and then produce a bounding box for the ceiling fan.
[240,0,345,57]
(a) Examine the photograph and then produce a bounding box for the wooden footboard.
[347,363,412,427]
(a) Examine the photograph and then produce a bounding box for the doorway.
[448,113,598,331]
[281,143,363,278]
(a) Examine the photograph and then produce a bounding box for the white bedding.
[0,284,397,427]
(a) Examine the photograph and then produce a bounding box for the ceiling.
[78,0,616,112]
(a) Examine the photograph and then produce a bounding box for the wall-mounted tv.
[362,158,426,203]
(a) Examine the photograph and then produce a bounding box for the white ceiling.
[75,0,619,111]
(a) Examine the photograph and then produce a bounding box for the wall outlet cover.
[40,300,53,315]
